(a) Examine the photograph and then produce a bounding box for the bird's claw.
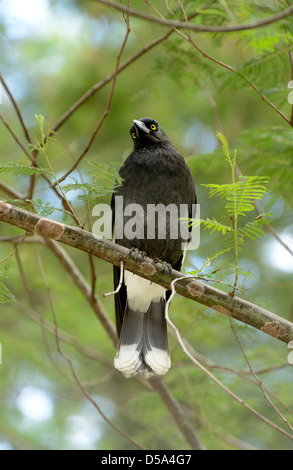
[128,247,147,260]
[152,258,172,273]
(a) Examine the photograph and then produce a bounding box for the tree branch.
[44,238,117,346]
[0,113,34,163]
[0,74,32,145]
[48,0,216,136]
[5,231,203,449]
[1,200,293,344]
[53,15,131,187]
[185,38,291,127]
[94,0,293,33]
[149,376,205,450]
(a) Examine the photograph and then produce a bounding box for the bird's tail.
[114,299,171,378]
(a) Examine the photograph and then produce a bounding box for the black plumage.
[111,118,196,378]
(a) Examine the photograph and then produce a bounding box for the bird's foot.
[128,247,147,260]
[152,258,172,274]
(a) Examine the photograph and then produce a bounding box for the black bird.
[111,117,196,378]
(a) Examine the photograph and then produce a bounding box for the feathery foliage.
[0,273,15,303]
[190,133,271,291]
[61,161,122,204]
[0,0,293,451]
[0,163,50,177]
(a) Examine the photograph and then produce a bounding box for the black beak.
[133,119,150,136]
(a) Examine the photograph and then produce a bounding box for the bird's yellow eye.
[132,132,136,139]
[150,124,157,131]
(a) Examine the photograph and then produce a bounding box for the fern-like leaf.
[0,276,15,304]
[239,213,271,241]
[203,176,269,217]
[194,217,233,235]
[0,163,50,177]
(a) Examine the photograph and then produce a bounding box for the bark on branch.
[1,200,293,344]
[95,0,293,34]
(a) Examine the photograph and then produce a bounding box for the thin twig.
[165,278,293,442]
[0,113,34,162]
[148,376,205,450]
[0,232,27,264]
[52,16,131,187]
[229,317,293,433]
[44,238,117,346]
[104,260,124,297]
[45,238,203,449]
[49,0,215,136]
[0,75,39,199]
[94,0,293,34]
[202,84,293,257]
[0,116,81,224]
[0,74,32,144]
[14,301,113,369]
[0,181,24,199]
[36,244,146,450]
[88,253,98,299]
[187,37,291,126]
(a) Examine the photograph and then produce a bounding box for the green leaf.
[215,132,232,165]
[0,277,15,304]
[203,176,269,217]
[35,113,45,142]
[239,213,271,241]
[192,217,233,235]
[0,163,50,177]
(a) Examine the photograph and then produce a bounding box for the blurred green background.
[0,0,293,450]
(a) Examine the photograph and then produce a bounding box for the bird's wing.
[111,191,127,338]
[113,264,127,338]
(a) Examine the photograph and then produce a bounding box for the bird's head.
[129,117,170,149]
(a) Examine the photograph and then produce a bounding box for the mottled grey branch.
[1,200,293,344]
